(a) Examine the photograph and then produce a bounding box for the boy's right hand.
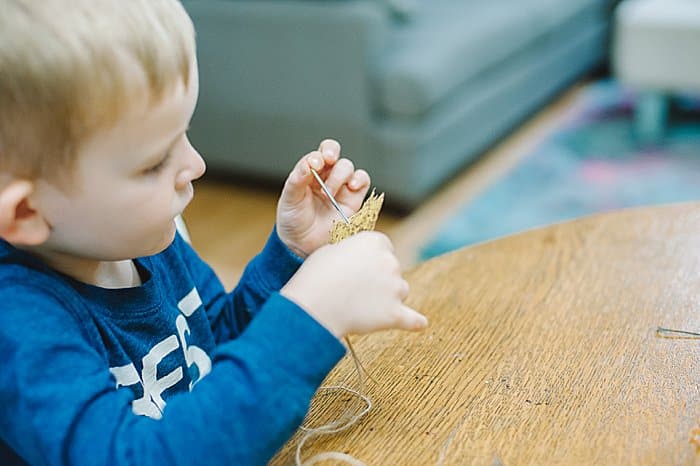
[280,231,428,339]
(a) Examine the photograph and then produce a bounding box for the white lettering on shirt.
[109,287,213,419]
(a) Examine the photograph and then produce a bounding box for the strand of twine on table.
[295,338,374,466]
[296,325,700,464]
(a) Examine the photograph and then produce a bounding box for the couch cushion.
[527,0,607,30]
[374,0,605,118]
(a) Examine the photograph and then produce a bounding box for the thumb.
[282,157,315,206]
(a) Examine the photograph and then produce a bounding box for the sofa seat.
[377,5,540,117]
[184,0,613,208]
[377,0,606,118]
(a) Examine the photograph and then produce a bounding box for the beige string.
[294,190,385,465]
[302,451,367,466]
[295,336,375,465]
[295,384,372,466]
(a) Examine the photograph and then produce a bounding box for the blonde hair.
[0,0,195,181]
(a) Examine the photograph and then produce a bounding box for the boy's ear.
[0,179,50,245]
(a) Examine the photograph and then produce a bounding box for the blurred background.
[180,0,700,288]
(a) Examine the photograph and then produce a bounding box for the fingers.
[334,168,370,208]
[287,152,370,213]
[309,139,370,198]
[352,230,394,253]
[296,229,428,337]
[347,169,370,192]
[361,233,422,331]
[282,144,339,204]
[286,138,339,185]
[285,139,343,190]
[323,158,354,196]
[318,139,341,164]
[398,305,429,331]
[310,153,366,199]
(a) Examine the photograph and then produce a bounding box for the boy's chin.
[142,221,178,256]
[161,220,179,248]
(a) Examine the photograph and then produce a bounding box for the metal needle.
[656,326,700,338]
[310,167,351,224]
[309,167,377,385]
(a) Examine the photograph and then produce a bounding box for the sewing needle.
[308,166,377,386]
[656,326,700,338]
[310,168,351,224]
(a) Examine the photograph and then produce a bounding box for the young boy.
[0,1,428,464]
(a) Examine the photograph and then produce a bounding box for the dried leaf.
[330,189,385,244]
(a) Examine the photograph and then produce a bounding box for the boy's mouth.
[176,184,195,217]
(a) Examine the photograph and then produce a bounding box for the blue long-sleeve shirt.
[0,229,345,465]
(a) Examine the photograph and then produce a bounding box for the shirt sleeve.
[0,284,345,466]
[173,227,305,342]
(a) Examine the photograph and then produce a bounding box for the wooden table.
[272,203,700,465]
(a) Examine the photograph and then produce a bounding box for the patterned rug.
[421,81,700,260]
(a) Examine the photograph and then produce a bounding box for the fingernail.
[323,149,336,160]
[309,156,322,170]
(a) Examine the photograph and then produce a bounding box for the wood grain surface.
[271,203,700,465]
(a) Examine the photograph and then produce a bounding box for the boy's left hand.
[276,139,371,258]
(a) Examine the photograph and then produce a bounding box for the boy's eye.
[144,152,171,175]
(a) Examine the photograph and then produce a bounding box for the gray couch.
[183,0,613,208]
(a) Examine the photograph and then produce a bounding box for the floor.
[182,82,585,290]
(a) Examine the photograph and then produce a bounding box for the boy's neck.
[17,245,142,288]
[90,260,143,289]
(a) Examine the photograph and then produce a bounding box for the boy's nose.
[188,147,206,181]
[176,138,206,189]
